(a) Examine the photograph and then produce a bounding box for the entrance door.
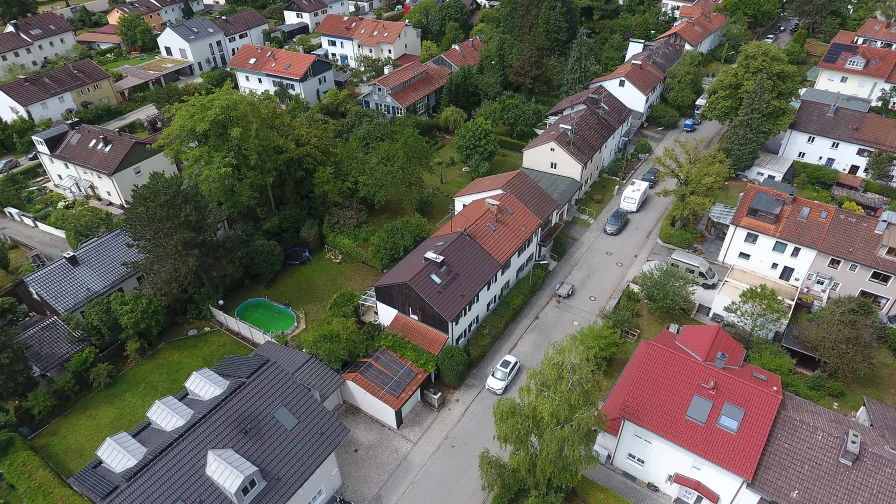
[849,164,861,175]
[779,266,795,282]
[825,158,836,168]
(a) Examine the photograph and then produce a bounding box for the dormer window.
[846,56,866,69]
[240,478,258,497]
[747,208,777,223]
[206,449,267,504]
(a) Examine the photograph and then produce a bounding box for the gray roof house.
[14,316,86,378]
[21,228,144,316]
[69,345,349,504]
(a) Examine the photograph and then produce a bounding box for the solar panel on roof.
[373,351,405,376]
[390,366,417,395]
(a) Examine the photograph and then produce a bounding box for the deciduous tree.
[433,0,471,42]
[408,0,438,40]
[0,0,37,23]
[454,118,498,167]
[654,138,730,225]
[865,150,895,181]
[419,40,440,62]
[0,328,36,403]
[664,51,705,115]
[718,0,778,28]
[440,22,466,51]
[370,215,431,270]
[724,284,789,339]
[560,32,596,96]
[117,13,157,52]
[181,0,195,19]
[302,317,369,369]
[475,92,543,140]
[633,262,696,314]
[440,65,482,115]
[438,106,467,133]
[111,290,167,344]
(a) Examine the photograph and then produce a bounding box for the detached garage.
[341,349,428,429]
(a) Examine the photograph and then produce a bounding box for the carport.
[113,58,193,100]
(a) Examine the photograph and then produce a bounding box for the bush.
[468,265,549,365]
[0,242,8,272]
[659,213,700,249]
[495,136,527,151]
[438,345,468,387]
[125,338,144,362]
[299,219,322,250]
[633,139,653,156]
[302,317,370,369]
[866,179,896,199]
[51,373,80,402]
[325,232,375,267]
[792,160,839,189]
[369,215,431,270]
[378,332,438,372]
[23,388,57,423]
[328,290,360,319]
[324,201,368,234]
[841,200,865,214]
[647,103,680,128]
[551,234,567,260]
[604,288,640,333]
[382,9,405,21]
[89,363,116,390]
[888,328,896,355]
[67,103,130,125]
[67,346,98,373]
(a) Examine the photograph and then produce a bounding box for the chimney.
[714,351,728,369]
[99,134,108,148]
[469,38,474,48]
[63,251,78,267]
[632,59,642,68]
[453,43,460,52]
[625,38,645,61]
[8,20,18,33]
[839,429,861,465]
[384,65,393,74]
[700,379,717,394]
[298,45,304,53]
[222,16,228,23]
[485,198,500,218]
[66,118,82,129]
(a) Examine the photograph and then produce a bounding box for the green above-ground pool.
[234,298,297,334]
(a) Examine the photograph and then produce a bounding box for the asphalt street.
[377,119,726,504]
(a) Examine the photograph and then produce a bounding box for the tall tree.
[722,77,768,174]
[111,290,167,343]
[633,262,696,314]
[181,0,195,19]
[408,0,438,41]
[664,51,705,115]
[475,92,544,140]
[718,0,778,28]
[441,65,482,115]
[0,328,36,403]
[419,40,440,62]
[865,150,895,181]
[440,22,466,51]
[701,42,801,141]
[117,13,157,52]
[655,138,730,225]
[454,118,499,167]
[560,32,595,96]
[0,0,37,22]
[724,284,789,339]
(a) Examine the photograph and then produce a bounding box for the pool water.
[234,298,297,333]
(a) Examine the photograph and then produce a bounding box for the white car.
[764,34,776,43]
[486,355,520,395]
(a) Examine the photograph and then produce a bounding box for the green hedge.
[496,136,527,152]
[382,10,405,21]
[324,233,376,269]
[378,333,437,372]
[468,265,550,366]
[659,213,700,250]
[792,160,838,189]
[865,179,896,199]
[0,435,86,503]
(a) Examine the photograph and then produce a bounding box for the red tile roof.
[591,60,665,95]
[76,25,123,45]
[856,18,896,44]
[315,15,407,45]
[437,37,483,68]
[342,349,428,410]
[601,327,783,480]
[388,64,449,108]
[674,325,745,366]
[657,12,727,47]
[454,171,519,197]
[372,60,426,89]
[816,41,896,82]
[820,207,896,276]
[0,32,31,54]
[673,474,720,504]
[855,113,896,151]
[453,170,558,223]
[732,184,834,250]
[228,45,319,80]
[393,53,419,65]
[434,193,541,264]
[387,313,448,355]
[837,172,864,188]
[314,14,362,38]
[831,30,857,44]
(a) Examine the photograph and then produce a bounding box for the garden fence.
[209,306,272,346]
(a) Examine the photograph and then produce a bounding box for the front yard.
[565,476,629,504]
[30,331,252,478]
[579,177,619,217]
[711,179,748,207]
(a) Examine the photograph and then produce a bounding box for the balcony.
[797,272,833,310]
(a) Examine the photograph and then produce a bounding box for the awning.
[672,474,720,504]
[708,203,736,225]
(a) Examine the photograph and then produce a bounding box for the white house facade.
[814,33,896,101]
[284,0,330,29]
[229,45,334,105]
[315,15,421,67]
[590,38,682,115]
[157,17,226,73]
[152,0,205,27]
[1,13,77,72]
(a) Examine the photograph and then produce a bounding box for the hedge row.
[324,233,376,268]
[381,10,405,21]
[496,136,528,152]
[378,333,437,372]
[0,434,86,503]
[468,264,550,366]
[659,213,700,250]
[865,179,896,199]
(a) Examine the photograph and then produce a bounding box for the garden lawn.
[223,257,382,327]
[819,347,896,413]
[565,476,629,504]
[0,247,31,291]
[712,180,748,207]
[101,59,134,70]
[0,438,85,504]
[30,331,252,478]
[580,177,619,217]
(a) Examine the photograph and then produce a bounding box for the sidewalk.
[583,465,670,504]
[0,217,70,259]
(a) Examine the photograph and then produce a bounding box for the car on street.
[25,151,38,161]
[641,167,660,187]
[0,158,20,173]
[486,355,520,395]
[790,22,800,32]
[764,34,776,43]
[604,208,630,236]
[555,281,574,298]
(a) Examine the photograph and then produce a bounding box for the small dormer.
[746,191,785,224]
[185,368,229,400]
[206,449,267,504]
[96,432,147,473]
[846,55,866,69]
[146,396,193,431]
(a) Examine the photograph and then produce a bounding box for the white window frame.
[625,452,646,468]
[869,270,893,286]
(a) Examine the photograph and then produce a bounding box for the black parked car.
[25,151,38,161]
[604,208,630,236]
[641,167,660,188]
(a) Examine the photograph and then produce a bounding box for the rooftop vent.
[875,210,896,233]
[714,351,728,369]
[485,198,500,207]
[839,429,861,465]
[146,396,193,431]
[486,222,497,232]
[206,449,266,503]
[185,368,229,400]
[63,250,78,266]
[96,432,147,473]
[424,251,445,263]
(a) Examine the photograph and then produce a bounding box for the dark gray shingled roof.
[23,228,143,314]
[69,354,349,504]
[167,17,222,42]
[863,396,896,445]
[14,316,85,374]
[252,341,343,399]
[748,392,896,504]
[522,168,581,209]
[214,9,268,37]
[0,59,111,107]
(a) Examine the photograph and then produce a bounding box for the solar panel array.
[823,43,858,64]
[358,351,419,398]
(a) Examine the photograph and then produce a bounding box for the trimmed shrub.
[633,139,653,156]
[325,233,375,267]
[328,290,360,319]
[659,213,700,249]
[383,10,405,21]
[438,345,468,387]
[551,234,568,260]
[369,215,431,270]
[0,242,8,272]
[495,136,527,151]
[866,179,896,199]
[792,160,839,189]
[89,363,116,390]
[647,103,680,129]
[378,332,438,372]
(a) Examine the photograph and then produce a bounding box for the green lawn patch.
[572,216,592,227]
[223,257,382,327]
[712,180,748,207]
[565,476,629,504]
[580,177,619,217]
[795,185,831,203]
[0,247,30,291]
[30,331,252,478]
[0,436,86,504]
[819,347,896,412]
[101,59,134,70]
[489,150,523,174]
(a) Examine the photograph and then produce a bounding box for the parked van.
[668,250,718,288]
[620,179,649,212]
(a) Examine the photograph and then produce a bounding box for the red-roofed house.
[595,325,783,504]
[430,37,483,71]
[589,38,683,114]
[814,32,896,101]
[656,9,726,53]
[227,45,334,105]
[359,61,449,116]
[315,15,421,68]
[341,348,428,429]
[854,18,896,49]
[387,313,448,355]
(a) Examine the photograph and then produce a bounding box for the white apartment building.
[0,13,77,74]
[152,0,205,27]
[315,14,421,68]
[157,9,268,73]
[813,33,896,102]
[590,38,682,115]
[228,45,334,105]
[284,0,331,30]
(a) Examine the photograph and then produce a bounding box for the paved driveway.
[363,119,726,504]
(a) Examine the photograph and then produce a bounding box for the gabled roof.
[250,341,343,399]
[0,31,31,54]
[70,354,349,504]
[855,113,896,151]
[437,37,483,68]
[434,193,541,264]
[817,41,896,82]
[601,326,783,480]
[374,232,501,321]
[14,316,86,374]
[75,30,123,45]
[314,14,362,39]
[315,15,406,45]
[167,17,222,42]
[748,393,896,504]
[213,9,268,37]
[591,60,665,95]
[109,0,160,16]
[0,59,111,107]
[657,11,726,47]
[799,87,871,112]
[453,170,558,223]
[863,396,896,445]
[789,100,864,150]
[628,37,683,74]
[857,18,896,44]
[524,89,631,166]
[454,171,519,197]
[387,313,448,355]
[819,207,896,276]
[285,0,329,14]
[23,229,143,314]
[546,87,601,117]
[732,184,834,250]
[673,325,745,366]
[387,64,449,107]
[50,124,158,175]
[228,45,322,81]
[343,349,428,410]
[9,12,74,42]
[371,60,427,89]
[521,168,581,207]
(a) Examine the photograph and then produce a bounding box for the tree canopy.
[455,118,499,168]
[0,0,37,23]
[633,262,696,314]
[724,284,789,339]
[117,13,157,51]
[654,138,730,226]
[718,0,778,28]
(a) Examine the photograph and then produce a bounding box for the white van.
[668,250,718,288]
[620,179,649,212]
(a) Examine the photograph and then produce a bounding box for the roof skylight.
[717,403,745,433]
[685,394,713,425]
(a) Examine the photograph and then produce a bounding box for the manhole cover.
[589,296,597,301]
[606,251,613,256]
[572,320,580,326]
[616,262,624,267]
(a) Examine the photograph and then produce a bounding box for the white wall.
[814,68,888,101]
[157,30,217,72]
[695,28,723,53]
[399,388,419,421]
[224,24,267,58]
[235,68,334,105]
[778,129,871,177]
[594,77,652,114]
[0,90,76,123]
[614,421,748,504]
[719,225,818,287]
[523,142,583,186]
[0,91,28,122]
[111,153,179,204]
[341,380,398,429]
[322,387,343,411]
[32,31,78,64]
[454,189,504,215]
[321,35,358,66]
[157,0,205,26]
[376,301,398,327]
[0,46,41,76]
[284,451,343,504]
[285,8,328,29]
